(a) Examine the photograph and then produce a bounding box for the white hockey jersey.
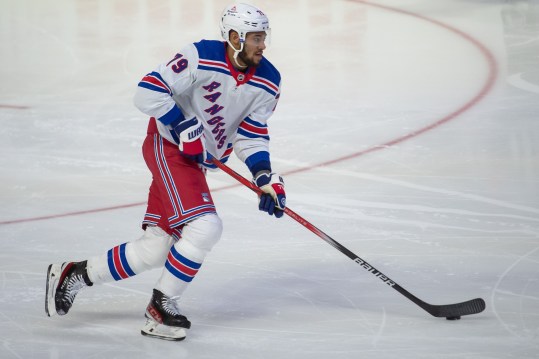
[134,40,281,172]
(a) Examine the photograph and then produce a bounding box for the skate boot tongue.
[162,295,182,316]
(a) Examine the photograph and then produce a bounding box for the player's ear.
[229,30,240,45]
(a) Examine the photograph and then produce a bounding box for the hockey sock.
[86,226,174,284]
[154,214,222,297]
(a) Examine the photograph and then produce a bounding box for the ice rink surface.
[1,0,538,358]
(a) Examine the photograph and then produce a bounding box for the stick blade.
[427,298,485,318]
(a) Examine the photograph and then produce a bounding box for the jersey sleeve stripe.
[138,82,170,94]
[138,72,172,95]
[245,151,271,174]
[237,127,270,140]
[159,105,183,126]
[243,117,266,126]
[239,121,268,136]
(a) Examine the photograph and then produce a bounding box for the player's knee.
[127,226,174,271]
[182,214,223,252]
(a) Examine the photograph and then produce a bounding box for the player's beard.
[238,50,262,68]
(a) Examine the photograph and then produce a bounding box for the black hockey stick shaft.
[212,159,485,318]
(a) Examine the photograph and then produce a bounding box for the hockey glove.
[173,117,206,164]
[254,172,286,218]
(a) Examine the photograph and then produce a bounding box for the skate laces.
[161,295,183,317]
[62,273,87,304]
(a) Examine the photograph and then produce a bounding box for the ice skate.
[45,261,93,316]
[141,289,191,341]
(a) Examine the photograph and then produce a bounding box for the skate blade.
[45,264,61,317]
[141,319,187,341]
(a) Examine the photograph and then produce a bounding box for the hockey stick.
[212,159,485,319]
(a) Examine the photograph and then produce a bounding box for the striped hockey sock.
[107,243,137,281]
[155,245,203,298]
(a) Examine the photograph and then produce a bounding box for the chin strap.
[227,40,248,69]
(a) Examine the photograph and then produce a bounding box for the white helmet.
[220,3,270,44]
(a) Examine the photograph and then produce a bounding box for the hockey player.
[45,3,286,341]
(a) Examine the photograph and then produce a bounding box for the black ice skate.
[45,261,93,316]
[141,289,191,341]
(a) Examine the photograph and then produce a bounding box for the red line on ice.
[284,0,499,174]
[0,1,497,226]
[0,104,30,110]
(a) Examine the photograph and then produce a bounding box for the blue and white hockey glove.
[172,117,206,164]
[254,172,286,218]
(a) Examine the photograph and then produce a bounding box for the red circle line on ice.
[0,1,498,226]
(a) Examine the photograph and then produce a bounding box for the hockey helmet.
[220,3,271,45]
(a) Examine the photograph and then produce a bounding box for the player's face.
[238,31,267,68]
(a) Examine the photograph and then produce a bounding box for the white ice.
[1,0,538,358]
